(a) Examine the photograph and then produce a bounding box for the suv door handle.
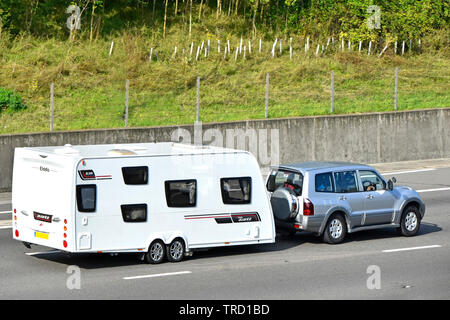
[339,196,347,201]
[366,194,374,199]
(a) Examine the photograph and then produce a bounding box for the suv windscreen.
[334,171,359,193]
[268,170,303,195]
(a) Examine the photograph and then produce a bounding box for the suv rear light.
[303,198,314,216]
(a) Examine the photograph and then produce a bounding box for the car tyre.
[399,206,421,237]
[166,238,185,263]
[323,214,347,244]
[145,240,166,264]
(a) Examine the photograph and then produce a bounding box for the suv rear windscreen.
[268,170,303,195]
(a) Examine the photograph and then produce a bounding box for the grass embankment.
[0,26,449,134]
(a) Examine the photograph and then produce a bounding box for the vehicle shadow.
[344,222,441,243]
[27,232,309,269]
[28,222,441,269]
[28,251,145,269]
[187,231,321,261]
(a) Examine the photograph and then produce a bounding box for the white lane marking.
[383,245,442,253]
[382,168,436,175]
[25,251,60,256]
[0,211,12,214]
[417,187,450,193]
[0,226,12,229]
[123,270,192,280]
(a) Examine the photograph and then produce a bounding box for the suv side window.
[315,172,334,193]
[359,170,386,191]
[334,171,359,193]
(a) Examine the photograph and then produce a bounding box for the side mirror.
[391,177,397,183]
[267,175,276,192]
[387,178,395,191]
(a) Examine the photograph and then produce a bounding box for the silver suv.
[266,162,425,244]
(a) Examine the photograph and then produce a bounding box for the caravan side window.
[76,185,96,212]
[221,177,252,204]
[122,166,148,185]
[121,204,147,222]
[165,180,197,207]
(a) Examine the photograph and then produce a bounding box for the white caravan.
[12,142,275,263]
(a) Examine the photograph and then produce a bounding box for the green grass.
[0,27,449,134]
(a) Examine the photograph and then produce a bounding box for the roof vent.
[55,144,79,155]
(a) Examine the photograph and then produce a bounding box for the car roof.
[273,161,374,174]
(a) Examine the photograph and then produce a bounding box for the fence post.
[125,79,129,127]
[394,67,398,111]
[109,41,114,56]
[265,73,269,118]
[196,76,200,122]
[331,71,335,113]
[50,83,54,131]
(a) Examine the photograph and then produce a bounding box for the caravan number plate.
[35,231,49,240]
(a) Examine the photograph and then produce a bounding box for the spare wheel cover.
[270,188,298,221]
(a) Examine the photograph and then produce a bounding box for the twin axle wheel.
[145,238,186,264]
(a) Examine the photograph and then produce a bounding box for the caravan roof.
[23,142,247,159]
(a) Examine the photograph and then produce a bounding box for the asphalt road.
[0,163,449,300]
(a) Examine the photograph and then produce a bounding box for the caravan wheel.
[145,240,166,264]
[166,238,185,263]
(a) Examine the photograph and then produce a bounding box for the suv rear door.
[331,170,365,228]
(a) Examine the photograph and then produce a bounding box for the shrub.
[0,87,27,113]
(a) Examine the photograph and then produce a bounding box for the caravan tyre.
[167,238,185,263]
[145,240,166,264]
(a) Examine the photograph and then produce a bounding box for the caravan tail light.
[63,240,67,248]
[15,230,19,237]
[64,219,67,224]
[303,198,314,216]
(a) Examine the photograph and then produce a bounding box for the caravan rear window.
[121,204,147,222]
[122,166,148,185]
[221,177,252,204]
[76,185,96,212]
[165,180,197,207]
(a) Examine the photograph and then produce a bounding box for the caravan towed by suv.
[267,161,425,244]
[12,142,276,263]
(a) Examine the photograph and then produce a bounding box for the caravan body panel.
[12,142,275,255]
